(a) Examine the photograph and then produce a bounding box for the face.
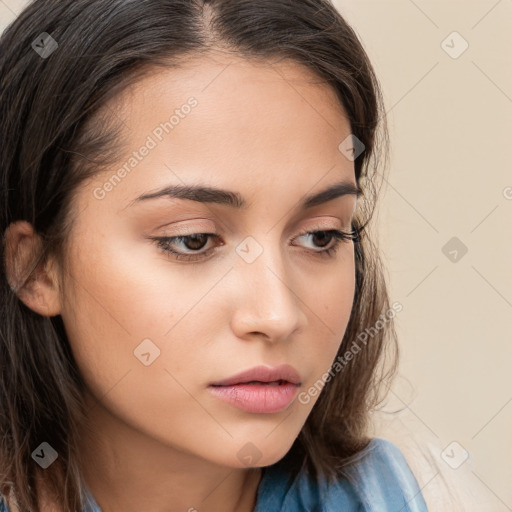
[56,53,358,469]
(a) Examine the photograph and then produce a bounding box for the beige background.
[331,2,512,510]
[1,0,511,510]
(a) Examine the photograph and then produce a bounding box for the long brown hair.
[0,0,397,510]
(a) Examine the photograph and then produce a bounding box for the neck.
[77,394,263,512]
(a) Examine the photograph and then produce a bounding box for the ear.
[4,220,62,317]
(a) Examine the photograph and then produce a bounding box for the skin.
[5,52,359,512]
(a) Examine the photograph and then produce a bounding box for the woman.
[0,0,428,510]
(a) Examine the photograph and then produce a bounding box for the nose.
[229,239,308,343]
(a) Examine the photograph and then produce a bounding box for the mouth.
[208,365,302,414]
[211,379,289,387]
[209,364,302,387]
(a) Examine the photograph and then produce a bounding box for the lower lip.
[208,382,300,413]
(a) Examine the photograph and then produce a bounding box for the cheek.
[304,253,356,373]
[58,237,218,450]
[313,249,356,322]
[62,218,225,337]
[58,229,215,402]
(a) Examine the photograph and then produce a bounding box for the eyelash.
[151,227,361,263]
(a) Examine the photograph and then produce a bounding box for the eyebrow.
[127,179,362,211]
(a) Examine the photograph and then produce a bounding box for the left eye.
[151,228,359,262]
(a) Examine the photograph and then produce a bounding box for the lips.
[209,364,302,387]
[208,365,303,413]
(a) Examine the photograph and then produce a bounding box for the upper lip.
[209,364,302,386]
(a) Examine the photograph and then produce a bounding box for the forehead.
[113,51,351,149]
[80,53,356,214]
[123,52,347,115]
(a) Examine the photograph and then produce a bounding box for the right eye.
[151,233,221,262]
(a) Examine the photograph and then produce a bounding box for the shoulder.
[0,495,10,512]
[256,437,429,511]
[318,437,428,511]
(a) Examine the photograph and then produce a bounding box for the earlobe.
[3,220,62,317]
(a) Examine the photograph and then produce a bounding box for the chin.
[219,433,298,470]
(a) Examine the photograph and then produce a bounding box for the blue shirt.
[0,438,428,511]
